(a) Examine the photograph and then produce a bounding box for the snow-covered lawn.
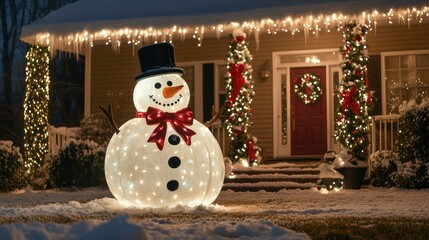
[1,186,428,239]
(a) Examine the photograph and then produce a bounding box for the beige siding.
[90,23,429,159]
[91,44,139,125]
[367,24,429,54]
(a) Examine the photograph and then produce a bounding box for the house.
[20,0,429,160]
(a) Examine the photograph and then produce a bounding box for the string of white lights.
[30,6,429,55]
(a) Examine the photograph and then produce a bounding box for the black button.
[167,180,179,191]
[168,156,181,168]
[168,134,180,145]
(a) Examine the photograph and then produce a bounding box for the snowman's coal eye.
[167,81,173,86]
[154,82,161,89]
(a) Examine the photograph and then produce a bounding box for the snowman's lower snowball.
[105,118,225,208]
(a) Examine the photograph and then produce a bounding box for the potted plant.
[332,149,368,189]
[332,21,373,189]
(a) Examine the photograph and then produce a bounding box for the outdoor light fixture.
[259,60,270,81]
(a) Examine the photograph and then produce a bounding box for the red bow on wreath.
[136,107,196,150]
[341,86,359,115]
[304,75,311,82]
[228,63,245,103]
[304,75,312,96]
[304,86,311,96]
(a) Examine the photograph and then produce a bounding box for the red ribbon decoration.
[228,63,245,103]
[341,86,359,115]
[365,76,373,105]
[136,107,196,150]
[354,34,362,42]
[343,46,351,57]
[235,36,245,43]
[246,140,257,160]
[304,86,311,96]
[305,75,311,82]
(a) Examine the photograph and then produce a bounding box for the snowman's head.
[133,73,190,112]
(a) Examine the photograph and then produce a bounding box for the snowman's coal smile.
[149,94,183,107]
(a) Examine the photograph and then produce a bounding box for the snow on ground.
[0,214,308,240]
[1,161,428,239]
[0,186,428,239]
[4,186,427,218]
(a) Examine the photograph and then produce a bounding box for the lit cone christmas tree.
[24,45,50,174]
[335,22,373,162]
[224,29,261,166]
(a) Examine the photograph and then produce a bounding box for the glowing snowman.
[105,43,225,208]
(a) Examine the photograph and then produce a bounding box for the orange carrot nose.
[162,85,183,99]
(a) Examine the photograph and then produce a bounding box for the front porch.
[45,100,404,192]
[48,114,400,160]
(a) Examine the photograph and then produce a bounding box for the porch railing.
[369,114,401,155]
[48,125,80,155]
[47,115,399,158]
[47,123,227,156]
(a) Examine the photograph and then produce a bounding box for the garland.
[224,28,261,165]
[294,72,323,104]
[335,21,373,161]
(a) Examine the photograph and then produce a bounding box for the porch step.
[221,161,321,192]
[223,174,319,184]
[231,168,320,175]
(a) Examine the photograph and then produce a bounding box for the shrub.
[368,100,429,189]
[80,112,115,148]
[0,141,26,192]
[390,161,429,189]
[368,150,399,187]
[27,158,51,190]
[49,139,106,188]
[392,99,429,188]
[395,100,429,165]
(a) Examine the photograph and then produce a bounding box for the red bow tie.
[136,107,196,150]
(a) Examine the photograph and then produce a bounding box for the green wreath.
[294,72,323,104]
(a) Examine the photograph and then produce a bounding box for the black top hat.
[135,43,184,81]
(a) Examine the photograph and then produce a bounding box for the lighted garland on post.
[335,22,373,161]
[224,29,260,165]
[293,72,323,104]
[24,45,50,174]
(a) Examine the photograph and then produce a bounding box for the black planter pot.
[336,167,368,189]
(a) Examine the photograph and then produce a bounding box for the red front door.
[290,67,327,156]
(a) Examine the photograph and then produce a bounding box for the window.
[280,73,287,145]
[216,64,228,110]
[181,66,195,112]
[177,61,225,122]
[383,51,429,114]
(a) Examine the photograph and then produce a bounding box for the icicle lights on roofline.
[28,6,429,55]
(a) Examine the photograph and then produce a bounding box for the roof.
[20,0,429,52]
